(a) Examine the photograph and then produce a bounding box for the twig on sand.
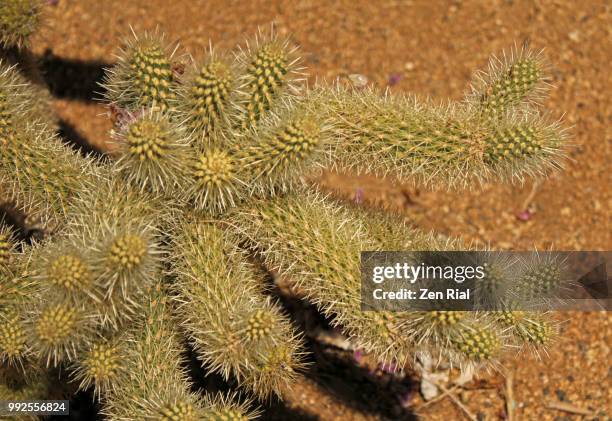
[504,369,515,421]
[436,382,478,421]
[545,400,594,416]
[520,180,541,211]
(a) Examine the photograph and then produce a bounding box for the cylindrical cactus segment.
[0,64,101,228]
[0,60,58,141]
[69,334,125,398]
[101,286,212,420]
[310,84,486,186]
[176,49,237,145]
[312,82,567,187]
[62,176,165,328]
[0,125,96,224]
[113,109,191,195]
[229,190,421,366]
[0,0,43,49]
[25,294,96,366]
[233,107,331,196]
[102,29,178,112]
[0,307,28,364]
[234,27,304,128]
[466,46,550,119]
[170,216,305,399]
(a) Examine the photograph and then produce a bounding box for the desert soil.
[23,0,611,420]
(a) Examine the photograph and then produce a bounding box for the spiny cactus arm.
[0,60,55,132]
[68,333,124,400]
[59,176,167,329]
[175,47,238,146]
[230,190,520,369]
[366,205,564,364]
[232,27,305,130]
[0,0,43,50]
[0,124,103,228]
[101,28,179,113]
[229,190,418,366]
[0,64,103,229]
[465,45,551,120]
[170,216,306,400]
[111,109,191,196]
[101,285,255,420]
[495,310,558,356]
[0,236,38,366]
[310,83,568,187]
[231,105,332,198]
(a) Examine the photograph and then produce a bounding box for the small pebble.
[568,30,580,42]
[404,61,415,71]
[348,73,368,87]
[555,389,567,401]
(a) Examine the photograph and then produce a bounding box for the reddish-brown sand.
[24,0,611,419]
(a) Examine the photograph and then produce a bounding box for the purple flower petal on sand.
[354,188,364,204]
[388,73,403,86]
[516,209,532,221]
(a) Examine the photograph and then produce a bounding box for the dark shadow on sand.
[38,49,112,102]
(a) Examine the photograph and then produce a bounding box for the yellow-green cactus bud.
[28,299,93,366]
[114,110,190,195]
[158,401,197,421]
[186,147,244,215]
[71,338,123,397]
[235,112,329,196]
[47,254,92,292]
[452,326,501,362]
[109,233,147,271]
[467,46,549,119]
[427,311,467,327]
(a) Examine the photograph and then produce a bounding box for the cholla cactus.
[0,13,571,419]
[0,0,43,50]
